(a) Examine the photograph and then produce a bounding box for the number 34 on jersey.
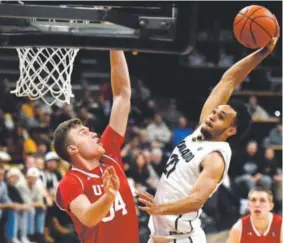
[92,185,128,222]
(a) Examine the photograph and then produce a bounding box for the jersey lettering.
[164,154,179,178]
[177,140,194,162]
[93,185,103,196]
[102,192,128,222]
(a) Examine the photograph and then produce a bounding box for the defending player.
[54,51,139,243]
[137,33,280,242]
[227,187,282,243]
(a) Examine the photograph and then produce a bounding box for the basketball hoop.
[11,47,79,106]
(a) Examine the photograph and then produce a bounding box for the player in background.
[54,51,139,243]
[137,31,280,242]
[227,187,282,243]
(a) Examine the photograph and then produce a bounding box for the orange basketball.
[233,5,278,49]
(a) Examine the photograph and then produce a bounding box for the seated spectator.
[259,148,282,211]
[146,113,172,147]
[6,126,25,164]
[162,99,182,128]
[0,165,23,243]
[16,168,46,243]
[127,153,154,194]
[257,148,279,190]
[172,116,193,146]
[6,168,32,243]
[247,95,269,120]
[232,141,261,198]
[264,124,282,146]
[150,148,166,177]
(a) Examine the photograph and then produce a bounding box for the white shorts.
[147,227,207,243]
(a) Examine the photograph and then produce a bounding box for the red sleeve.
[100,125,125,157]
[56,174,84,211]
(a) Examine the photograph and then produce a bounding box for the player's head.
[248,187,274,218]
[201,100,252,143]
[53,118,105,163]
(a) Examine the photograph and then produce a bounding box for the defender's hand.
[102,166,120,200]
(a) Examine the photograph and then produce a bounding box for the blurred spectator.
[146,113,172,147]
[0,78,18,114]
[264,124,282,146]
[6,126,25,164]
[0,165,23,243]
[172,116,193,146]
[132,79,151,103]
[232,141,261,198]
[247,95,269,120]
[218,47,234,67]
[16,168,46,243]
[258,148,280,190]
[6,168,32,243]
[150,148,165,177]
[77,107,97,132]
[127,153,152,192]
[188,49,207,66]
[162,99,182,128]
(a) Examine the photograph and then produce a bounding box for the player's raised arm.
[138,152,225,215]
[109,50,131,137]
[199,34,280,124]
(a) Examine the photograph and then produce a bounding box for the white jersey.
[148,127,232,240]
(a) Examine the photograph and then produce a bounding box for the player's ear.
[270,202,274,211]
[67,145,78,155]
[227,127,237,137]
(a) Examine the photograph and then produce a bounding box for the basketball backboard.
[0,1,198,54]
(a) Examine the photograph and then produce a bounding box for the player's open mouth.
[254,209,261,214]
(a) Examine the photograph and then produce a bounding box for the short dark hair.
[53,118,82,162]
[248,186,274,202]
[227,99,252,144]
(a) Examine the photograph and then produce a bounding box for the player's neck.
[252,212,271,234]
[72,157,100,171]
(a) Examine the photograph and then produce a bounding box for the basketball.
[233,5,278,49]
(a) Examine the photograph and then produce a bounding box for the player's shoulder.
[273,213,283,223]
[241,214,251,221]
[58,170,85,189]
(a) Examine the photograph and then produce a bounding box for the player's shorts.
[147,227,207,243]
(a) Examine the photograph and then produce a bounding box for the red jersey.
[241,213,282,243]
[56,126,139,243]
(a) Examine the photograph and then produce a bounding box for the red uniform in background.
[56,126,139,243]
[241,213,282,243]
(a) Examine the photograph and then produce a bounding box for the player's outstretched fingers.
[138,197,155,207]
[136,191,155,202]
[108,166,116,176]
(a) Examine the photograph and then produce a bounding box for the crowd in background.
[0,71,281,243]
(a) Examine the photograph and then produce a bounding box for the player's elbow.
[80,210,99,228]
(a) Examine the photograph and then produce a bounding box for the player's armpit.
[158,152,225,215]
[227,220,242,243]
[70,193,115,228]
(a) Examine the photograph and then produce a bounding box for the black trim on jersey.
[175,214,182,230]
[188,237,193,243]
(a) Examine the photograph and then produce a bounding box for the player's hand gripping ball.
[233,5,280,49]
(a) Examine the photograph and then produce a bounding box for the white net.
[11,47,80,106]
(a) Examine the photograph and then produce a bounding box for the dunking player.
[227,187,282,243]
[137,33,280,242]
[54,51,139,243]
